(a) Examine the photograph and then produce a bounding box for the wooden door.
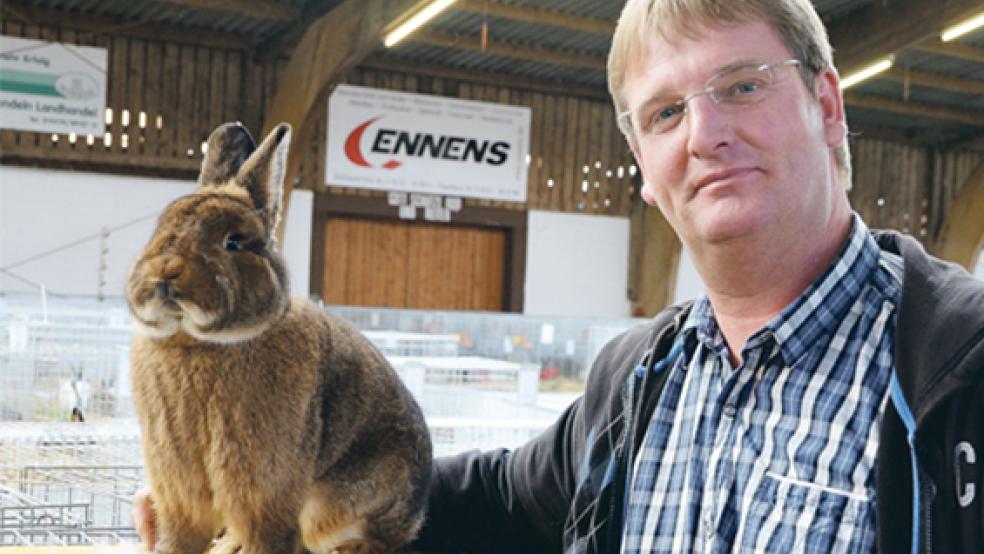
[323,218,506,311]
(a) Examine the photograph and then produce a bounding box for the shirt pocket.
[739,471,874,554]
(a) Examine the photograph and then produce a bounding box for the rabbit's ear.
[236,123,291,235]
[199,122,256,187]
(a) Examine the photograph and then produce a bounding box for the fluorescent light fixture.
[942,11,984,42]
[385,0,457,48]
[840,56,894,89]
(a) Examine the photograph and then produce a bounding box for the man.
[411,1,983,553]
[136,0,984,552]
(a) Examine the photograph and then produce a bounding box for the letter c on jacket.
[955,441,976,508]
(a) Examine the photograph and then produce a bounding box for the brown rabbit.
[126,122,432,554]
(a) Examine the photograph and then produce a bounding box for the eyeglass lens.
[630,62,793,135]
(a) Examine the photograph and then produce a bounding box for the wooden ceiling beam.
[827,0,983,75]
[454,0,614,35]
[262,0,421,240]
[408,30,606,71]
[845,92,984,127]
[361,55,610,100]
[912,39,984,64]
[847,123,961,146]
[950,133,984,152]
[0,2,259,50]
[156,0,299,22]
[253,1,345,61]
[880,67,984,96]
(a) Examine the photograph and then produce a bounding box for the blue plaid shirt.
[621,215,903,553]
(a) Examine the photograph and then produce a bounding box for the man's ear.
[628,139,659,207]
[815,67,848,149]
[235,124,291,235]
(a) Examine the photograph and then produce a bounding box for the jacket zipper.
[921,471,934,554]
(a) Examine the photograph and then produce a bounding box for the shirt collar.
[679,295,724,362]
[769,213,881,365]
[678,213,881,367]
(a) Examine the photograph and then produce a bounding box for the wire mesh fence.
[0,292,641,545]
[0,422,143,545]
[0,294,134,424]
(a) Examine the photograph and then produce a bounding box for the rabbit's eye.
[224,234,246,251]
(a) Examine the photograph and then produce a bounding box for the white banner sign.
[326,84,530,202]
[0,36,107,135]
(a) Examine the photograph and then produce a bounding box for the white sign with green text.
[0,35,107,135]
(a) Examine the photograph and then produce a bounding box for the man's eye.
[726,79,765,97]
[656,104,683,121]
[642,103,683,132]
[224,234,246,251]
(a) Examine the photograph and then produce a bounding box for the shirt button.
[704,518,714,539]
[723,404,737,418]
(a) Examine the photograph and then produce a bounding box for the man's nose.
[685,94,733,159]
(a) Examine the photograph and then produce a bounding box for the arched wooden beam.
[629,200,682,316]
[936,162,984,270]
[260,0,423,240]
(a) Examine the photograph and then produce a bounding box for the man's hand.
[131,488,157,550]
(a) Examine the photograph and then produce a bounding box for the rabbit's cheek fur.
[180,302,219,327]
[130,309,182,339]
[126,267,181,338]
[128,250,286,344]
[183,251,289,342]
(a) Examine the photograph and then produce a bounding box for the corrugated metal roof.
[814,0,872,25]
[431,12,612,55]
[6,0,981,141]
[386,42,606,87]
[498,0,624,20]
[856,79,983,110]
[847,105,971,136]
[965,29,984,48]
[11,0,313,37]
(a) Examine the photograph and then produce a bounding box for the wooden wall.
[926,148,983,248]
[322,217,506,311]
[0,18,638,217]
[282,66,640,217]
[1,19,981,248]
[0,18,284,176]
[848,137,983,247]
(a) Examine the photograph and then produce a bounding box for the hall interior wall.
[2,20,981,315]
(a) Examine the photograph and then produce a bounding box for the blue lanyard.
[634,339,685,379]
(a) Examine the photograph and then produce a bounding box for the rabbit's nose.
[155,258,184,302]
[155,280,180,302]
[161,257,184,280]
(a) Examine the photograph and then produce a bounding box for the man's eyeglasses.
[617,59,802,136]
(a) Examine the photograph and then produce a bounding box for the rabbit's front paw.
[331,540,384,554]
[153,533,213,554]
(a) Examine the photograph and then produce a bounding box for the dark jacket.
[413,231,984,554]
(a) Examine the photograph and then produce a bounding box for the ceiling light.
[840,56,894,89]
[941,11,984,42]
[385,0,457,48]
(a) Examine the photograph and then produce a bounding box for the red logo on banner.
[344,117,401,170]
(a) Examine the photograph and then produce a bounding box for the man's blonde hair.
[608,0,852,186]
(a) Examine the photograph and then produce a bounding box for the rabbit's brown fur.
[127,123,431,554]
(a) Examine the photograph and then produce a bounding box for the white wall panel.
[0,166,312,298]
[524,210,631,318]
